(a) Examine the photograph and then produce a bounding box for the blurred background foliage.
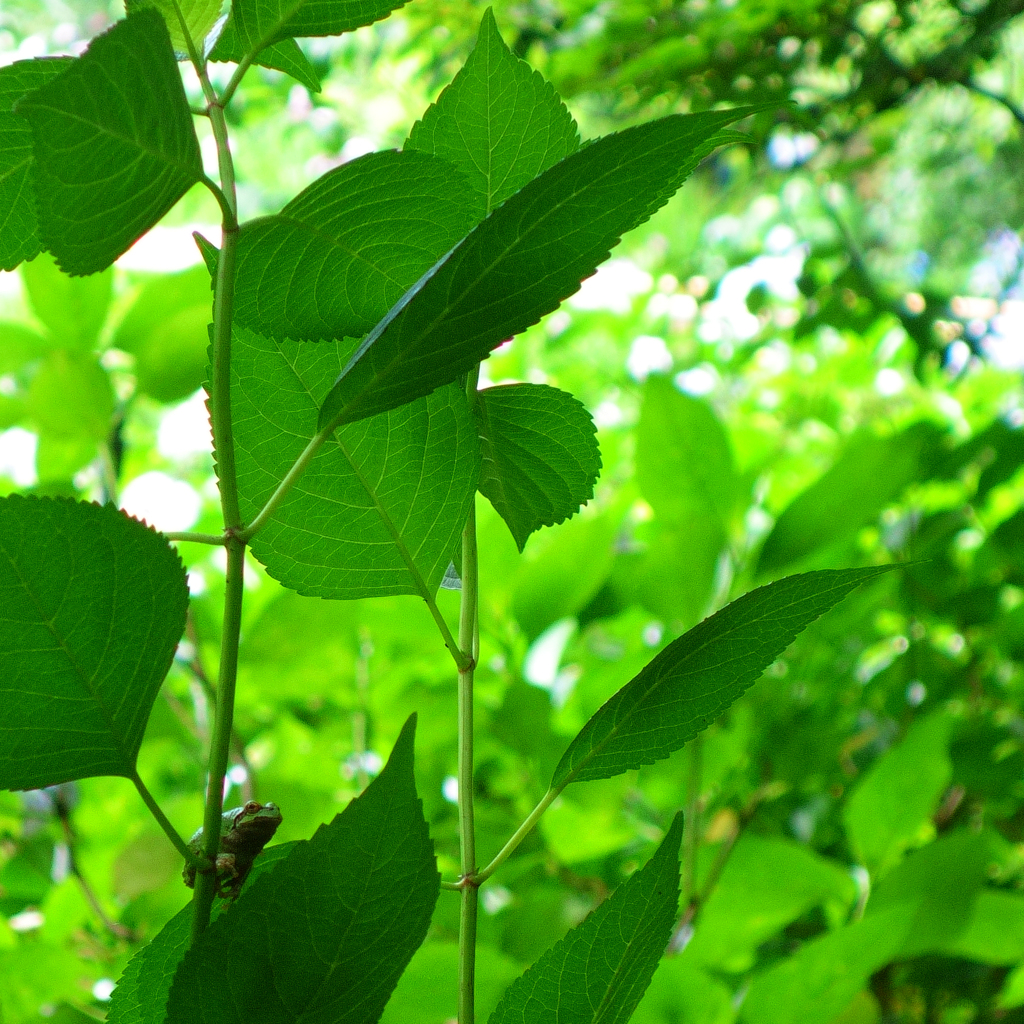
[3,0,1024,1021]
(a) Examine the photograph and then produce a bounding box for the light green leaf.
[475,383,601,551]
[233,150,475,342]
[489,813,682,1024]
[319,108,757,430]
[232,326,478,598]
[209,20,322,93]
[685,835,856,972]
[0,320,49,372]
[843,711,951,875]
[166,715,438,1024]
[0,57,73,272]
[223,0,410,57]
[28,350,114,441]
[512,509,619,640]
[944,890,1024,965]
[756,422,942,576]
[632,376,738,626]
[113,265,212,403]
[35,433,100,482]
[0,496,188,789]
[125,0,222,58]
[550,566,894,790]
[631,960,734,1024]
[405,8,578,221]
[998,961,1024,1009]
[22,251,112,350]
[16,10,203,276]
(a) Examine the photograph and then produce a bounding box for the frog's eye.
[241,801,261,814]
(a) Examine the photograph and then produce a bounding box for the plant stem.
[682,734,703,906]
[458,366,482,1024]
[190,536,246,942]
[165,531,227,545]
[131,771,199,865]
[474,787,558,884]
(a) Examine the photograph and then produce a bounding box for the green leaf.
[233,150,475,342]
[232,326,479,599]
[35,433,99,483]
[125,0,222,58]
[165,715,439,1024]
[632,376,739,627]
[15,10,203,276]
[843,711,951,875]
[0,320,50,373]
[319,108,756,430]
[550,566,894,790]
[475,383,601,551]
[222,0,411,56]
[630,960,734,1024]
[21,252,112,350]
[488,813,682,1024]
[0,57,73,272]
[685,835,856,972]
[113,265,212,403]
[405,8,579,221]
[945,890,1024,965]
[109,843,294,1024]
[209,20,322,93]
[756,421,942,576]
[0,496,188,789]
[28,350,114,441]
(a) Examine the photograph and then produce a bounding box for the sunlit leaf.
[15,10,203,275]
[475,383,600,551]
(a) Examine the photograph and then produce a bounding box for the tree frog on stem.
[182,801,283,900]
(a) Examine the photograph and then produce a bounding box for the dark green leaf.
[233,150,475,342]
[405,8,578,221]
[843,711,951,874]
[16,10,203,276]
[475,383,600,551]
[0,57,72,271]
[113,265,212,403]
[232,326,478,599]
[0,496,188,789]
[209,19,322,93]
[488,813,682,1024]
[550,566,894,790]
[21,252,112,350]
[166,715,439,1024]
[756,421,942,576]
[222,0,410,56]
[193,230,219,275]
[319,108,756,430]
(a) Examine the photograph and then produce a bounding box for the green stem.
[457,365,481,1024]
[189,536,246,942]
[165,531,227,545]
[682,735,703,906]
[131,770,201,866]
[474,787,558,884]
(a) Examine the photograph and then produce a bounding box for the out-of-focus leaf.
[28,350,114,440]
[405,8,579,221]
[21,251,112,350]
[685,835,856,972]
[165,716,438,1024]
[551,567,894,790]
[489,814,682,1024]
[475,383,601,551]
[0,321,49,372]
[756,422,942,576]
[942,890,1024,964]
[319,109,756,430]
[511,508,619,640]
[843,711,951,875]
[631,959,735,1024]
[114,265,212,403]
[16,10,202,275]
[0,57,73,271]
[232,327,478,599]
[233,150,474,343]
[0,496,188,789]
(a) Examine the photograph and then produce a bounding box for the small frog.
[183,801,283,900]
